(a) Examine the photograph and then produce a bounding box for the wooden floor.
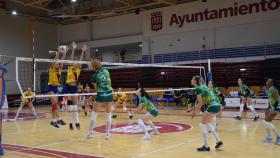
[2,105,280,158]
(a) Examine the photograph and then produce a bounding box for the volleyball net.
[15,57,206,99]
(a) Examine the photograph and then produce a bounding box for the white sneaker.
[8,118,16,122]
[151,130,160,135]
[86,133,94,139]
[104,132,110,140]
[140,135,151,140]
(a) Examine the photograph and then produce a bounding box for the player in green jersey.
[234,78,259,121]
[135,88,159,140]
[263,78,280,145]
[87,59,113,140]
[208,81,226,131]
[191,76,223,152]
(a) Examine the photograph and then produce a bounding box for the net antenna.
[15,57,205,99]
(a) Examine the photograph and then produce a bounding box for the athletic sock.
[31,107,37,118]
[148,120,159,133]
[239,103,244,117]
[247,105,259,117]
[74,105,79,124]
[199,123,209,147]
[105,112,112,134]
[15,106,23,120]
[264,121,280,137]
[264,121,272,137]
[69,112,73,124]
[138,119,149,136]
[211,115,217,130]
[207,123,221,143]
[88,112,98,134]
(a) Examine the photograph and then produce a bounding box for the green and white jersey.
[195,84,220,107]
[91,68,113,93]
[210,87,226,107]
[239,83,252,97]
[139,96,157,112]
[268,86,280,110]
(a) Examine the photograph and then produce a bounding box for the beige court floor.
[1,106,280,158]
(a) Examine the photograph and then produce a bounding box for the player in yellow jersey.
[48,48,67,128]
[64,42,86,130]
[112,88,133,119]
[14,88,37,120]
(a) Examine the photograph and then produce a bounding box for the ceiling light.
[12,10,17,15]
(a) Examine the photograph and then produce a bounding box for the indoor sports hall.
[0,0,280,158]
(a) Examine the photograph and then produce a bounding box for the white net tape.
[15,57,205,99]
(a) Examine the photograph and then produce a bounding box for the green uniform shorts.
[149,108,158,117]
[207,105,220,114]
[96,91,113,102]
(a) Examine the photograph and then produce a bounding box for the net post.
[32,56,36,94]
[207,59,212,83]
[16,57,24,96]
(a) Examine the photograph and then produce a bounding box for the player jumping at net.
[14,88,38,121]
[191,76,223,152]
[234,78,259,121]
[64,42,86,130]
[112,88,133,119]
[48,48,67,128]
[208,81,226,131]
[82,85,93,116]
[262,78,280,145]
[135,88,159,140]
[87,59,113,140]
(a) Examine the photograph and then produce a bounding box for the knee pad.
[82,106,86,110]
[52,103,58,111]
[68,105,74,112]
[90,105,93,109]
[73,105,78,111]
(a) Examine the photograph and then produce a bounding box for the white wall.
[149,19,280,54]
[59,13,142,44]
[58,0,280,59]
[59,21,91,44]
[215,19,280,48]
[0,14,58,94]
[92,14,142,40]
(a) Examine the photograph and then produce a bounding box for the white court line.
[132,121,257,158]
[5,132,104,156]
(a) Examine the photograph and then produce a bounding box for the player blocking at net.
[48,48,67,128]
[64,42,86,130]
[87,59,113,140]
[112,88,133,119]
[14,88,38,121]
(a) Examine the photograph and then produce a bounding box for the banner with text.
[143,0,280,36]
